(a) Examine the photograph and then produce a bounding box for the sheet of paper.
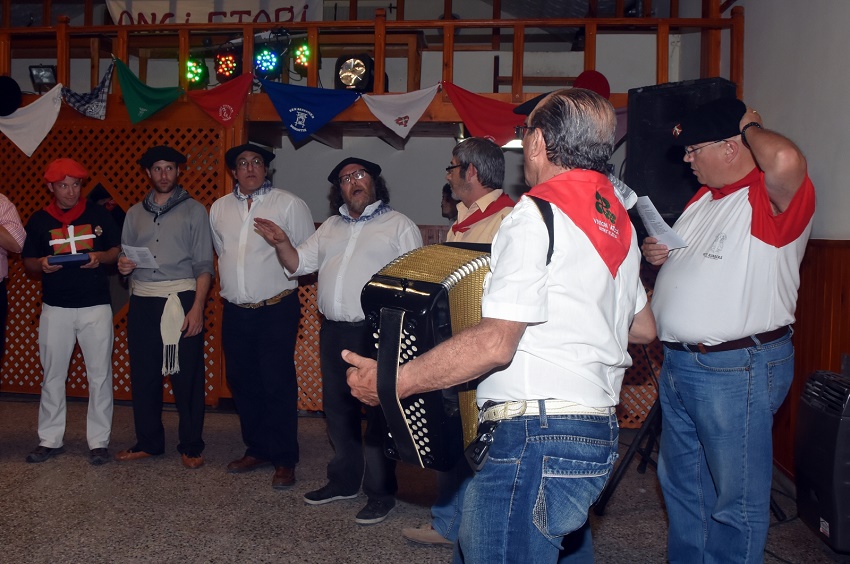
[122,245,160,269]
[635,196,688,250]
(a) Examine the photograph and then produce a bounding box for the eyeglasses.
[236,157,265,169]
[339,169,368,185]
[684,139,726,156]
[445,164,461,172]
[515,125,535,139]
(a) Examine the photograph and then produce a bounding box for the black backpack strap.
[528,195,554,265]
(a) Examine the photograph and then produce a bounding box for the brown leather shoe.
[226,455,271,474]
[115,448,153,462]
[272,466,296,490]
[182,453,205,469]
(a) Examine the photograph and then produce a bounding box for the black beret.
[0,76,22,117]
[138,145,187,168]
[671,98,747,146]
[225,143,275,169]
[327,157,382,184]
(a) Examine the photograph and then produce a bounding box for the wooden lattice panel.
[295,276,322,411]
[617,340,663,429]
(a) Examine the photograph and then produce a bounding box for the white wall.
[741,0,848,239]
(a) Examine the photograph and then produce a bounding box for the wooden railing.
[0,7,745,102]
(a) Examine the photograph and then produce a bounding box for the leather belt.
[480,400,614,422]
[662,326,789,354]
[234,288,296,309]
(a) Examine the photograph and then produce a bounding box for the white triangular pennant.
[362,84,440,139]
[0,84,63,156]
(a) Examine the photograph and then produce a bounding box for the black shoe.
[355,498,396,525]
[303,483,358,506]
[89,448,110,466]
[25,445,65,464]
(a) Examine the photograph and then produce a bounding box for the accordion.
[361,243,490,471]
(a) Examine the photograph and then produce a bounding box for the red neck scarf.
[527,169,631,278]
[45,198,87,227]
[707,166,761,199]
[451,192,515,234]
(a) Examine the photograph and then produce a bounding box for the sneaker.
[89,448,110,466]
[355,498,396,525]
[402,523,454,546]
[25,445,65,464]
[303,483,358,506]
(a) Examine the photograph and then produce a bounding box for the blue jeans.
[456,405,618,563]
[432,456,472,541]
[658,331,794,564]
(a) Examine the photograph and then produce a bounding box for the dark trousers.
[320,319,397,502]
[127,291,206,457]
[222,292,300,467]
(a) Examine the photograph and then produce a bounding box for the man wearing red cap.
[21,158,121,465]
[642,99,815,562]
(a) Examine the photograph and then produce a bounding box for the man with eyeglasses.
[22,158,121,466]
[114,145,214,470]
[254,156,421,525]
[344,90,655,562]
[402,136,513,548]
[210,143,315,489]
[642,98,815,563]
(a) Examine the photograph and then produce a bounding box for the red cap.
[573,70,610,100]
[44,158,88,183]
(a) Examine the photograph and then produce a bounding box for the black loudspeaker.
[624,78,737,220]
[795,370,850,553]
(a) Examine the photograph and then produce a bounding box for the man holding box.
[21,158,121,466]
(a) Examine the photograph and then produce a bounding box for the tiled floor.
[0,397,845,563]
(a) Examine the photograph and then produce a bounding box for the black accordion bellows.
[361,243,490,471]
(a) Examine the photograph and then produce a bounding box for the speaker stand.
[593,397,662,515]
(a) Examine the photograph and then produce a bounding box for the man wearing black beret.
[642,99,816,562]
[210,143,315,489]
[115,145,214,469]
[254,155,421,524]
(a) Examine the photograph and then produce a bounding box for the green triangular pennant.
[114,58,184,124]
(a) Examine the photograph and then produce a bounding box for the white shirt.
[210,188,315,304]
[446,189,512,244]
[289,200,422,322]
[652,174,814,345]
[477,196,646,408]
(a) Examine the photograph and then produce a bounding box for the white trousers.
[37,304,114,449]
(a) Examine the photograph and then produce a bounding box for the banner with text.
[106,1,322,25]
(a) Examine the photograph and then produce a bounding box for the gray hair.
[452,137,505,190]
[529,88,616,173]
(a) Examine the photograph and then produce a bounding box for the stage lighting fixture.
[334,54,375,92]
[215,47,242,83]
[29,64,57,93]
[186,57,209,89]
[292,40,319,78]
[254,46,281,79]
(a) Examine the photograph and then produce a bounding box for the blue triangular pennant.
[260,80,360,143]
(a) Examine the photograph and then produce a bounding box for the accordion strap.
[375,307,423,466]
[528,195,554,265]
